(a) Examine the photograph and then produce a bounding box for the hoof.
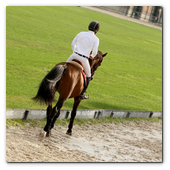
[46,130,51,137]
[66,131,72,136]
[39,130,47,138]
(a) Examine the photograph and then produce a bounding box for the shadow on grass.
[64,99,141,111]
[84,101,141,111]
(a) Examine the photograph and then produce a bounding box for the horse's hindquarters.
[57,64,84,99]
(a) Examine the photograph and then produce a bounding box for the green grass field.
[6,6,162,111]
[6,117,162,129]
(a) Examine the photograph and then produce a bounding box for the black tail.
[32,64,67,105]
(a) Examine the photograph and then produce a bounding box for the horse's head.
[89,51,107,78]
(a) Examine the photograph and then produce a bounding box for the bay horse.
[33,51,107,137]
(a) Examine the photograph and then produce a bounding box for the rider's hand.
[89,55,93,59]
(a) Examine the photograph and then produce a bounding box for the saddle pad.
[67,61,84,70]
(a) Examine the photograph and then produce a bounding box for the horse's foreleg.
[43,98,64,136]
[66,97,81,136]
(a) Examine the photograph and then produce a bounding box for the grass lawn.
[6,117,162,129]
[6,6,162,111]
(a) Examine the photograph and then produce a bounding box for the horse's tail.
[32,64,67,105]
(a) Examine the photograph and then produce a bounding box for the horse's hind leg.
[43,98,65,136]
[46,110,60,137]
[40,104,52,137]
[46,104,52,117]
[66,97,81,136]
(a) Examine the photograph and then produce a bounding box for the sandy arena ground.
[6,120,162,162]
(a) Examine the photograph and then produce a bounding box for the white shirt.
[71,31,99,58]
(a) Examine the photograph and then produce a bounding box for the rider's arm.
[91,38,99,58]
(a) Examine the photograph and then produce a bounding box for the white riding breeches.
[66,53,91,77]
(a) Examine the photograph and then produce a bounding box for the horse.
[33,51,107,137]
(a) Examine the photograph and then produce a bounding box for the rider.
[66,21,100,100]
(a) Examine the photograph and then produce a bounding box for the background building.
[93,6,162,26]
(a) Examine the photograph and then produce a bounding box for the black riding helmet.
[88,21,100,34]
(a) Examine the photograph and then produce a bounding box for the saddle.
[67,60,84,70]
[67,59,87,86]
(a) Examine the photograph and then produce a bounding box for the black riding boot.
[79,77,91,100]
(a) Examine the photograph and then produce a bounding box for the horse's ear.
[102,53,108,57]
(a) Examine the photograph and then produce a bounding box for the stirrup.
[79,94,89,100]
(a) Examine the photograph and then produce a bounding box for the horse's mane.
[88,50,102,66]
[89,51,103,77]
